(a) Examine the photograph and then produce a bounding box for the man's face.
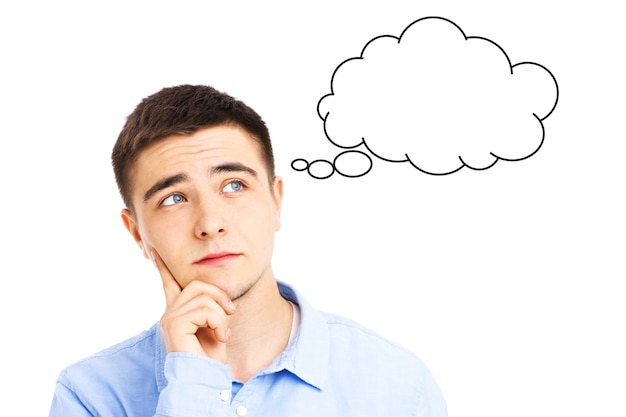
[122,125,283,300]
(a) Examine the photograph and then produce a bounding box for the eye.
[161,193,186,206]
[222,180,245,193]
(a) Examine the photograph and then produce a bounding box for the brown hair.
[112,84,275,212]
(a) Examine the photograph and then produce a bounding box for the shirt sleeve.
[48,381,95,417]
[412,360,449,417]
[155,352,232,417]
[48,352,234,417]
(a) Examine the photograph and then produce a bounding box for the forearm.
[155,353,232,417]
[49,353,232,417]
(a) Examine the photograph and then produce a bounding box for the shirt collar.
[154,281,330,392]
[155,323,168,392]
[275,281,329,390]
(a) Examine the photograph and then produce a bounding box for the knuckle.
[160,316,176,333]
[198,305,214,318]
[198,293,218,305]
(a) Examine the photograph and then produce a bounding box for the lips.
[194,252,241,266]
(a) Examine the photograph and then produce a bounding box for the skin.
[121,125,293,381]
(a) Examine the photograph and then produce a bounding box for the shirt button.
[219,390,230,402]
[236,405,248,416]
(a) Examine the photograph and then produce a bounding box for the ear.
[271,176,284,231]
[121,208,150,259]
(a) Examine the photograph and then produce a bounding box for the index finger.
[151,250,182,307]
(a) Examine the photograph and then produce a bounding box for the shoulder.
[51,324,163,415]
[320,310,423,364]
[317,310,445,408]
[283,282,423,368]
[56,323,160,389]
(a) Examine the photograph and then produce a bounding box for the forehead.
[135,125,263,167]
[131,125,267,187]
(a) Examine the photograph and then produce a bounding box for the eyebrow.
[210,162,258,178]
[143,172,190,202]
[142,162,258,202]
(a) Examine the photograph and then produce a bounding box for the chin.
[229,281,256,302]
[190,275,251,301]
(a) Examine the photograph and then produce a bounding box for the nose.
[194,198,227,239]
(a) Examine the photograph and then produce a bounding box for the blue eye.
[222,180,244,193]
[161,193,185,206]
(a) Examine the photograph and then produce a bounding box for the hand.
[152,250,236,362]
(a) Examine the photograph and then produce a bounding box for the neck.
[215,274,293,382]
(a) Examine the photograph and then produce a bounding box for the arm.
[49,381,94,417]
[153,249,237,417]
[48,355,233,417]
[154,353,232,417]
[412,361,448,417]
[48,251,237,417]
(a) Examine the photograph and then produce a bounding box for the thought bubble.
[291,150,372,179]
[293,16,559,178]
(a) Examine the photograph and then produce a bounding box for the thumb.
[151,250,182,307]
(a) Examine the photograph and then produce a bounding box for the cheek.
[273,208,282,232]
[270,206,282,233]
[247,208,280,248]
[139,226,168,259]
[144,225,188,269]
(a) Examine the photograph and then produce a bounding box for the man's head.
[112,84,275,214]
[114,85,283,298]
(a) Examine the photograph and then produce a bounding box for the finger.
[161,295,232,349]
[180,280,236,315]
[182,301,232,343]
[151,249,182,307]
[166,293,230,321]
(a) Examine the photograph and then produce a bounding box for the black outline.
[299,16,560,178]
[307,159,335,180]
[333,150,373,178]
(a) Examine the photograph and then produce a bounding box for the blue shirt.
[49,283,447,416]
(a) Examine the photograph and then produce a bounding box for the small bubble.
[291,158,309,172]
[334,150,373,178]
[308,159,335,179]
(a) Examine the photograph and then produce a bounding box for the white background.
[1,1,624,416]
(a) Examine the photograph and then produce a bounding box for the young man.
[49,84,448,416]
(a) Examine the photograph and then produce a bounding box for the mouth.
[194,252,241,266]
